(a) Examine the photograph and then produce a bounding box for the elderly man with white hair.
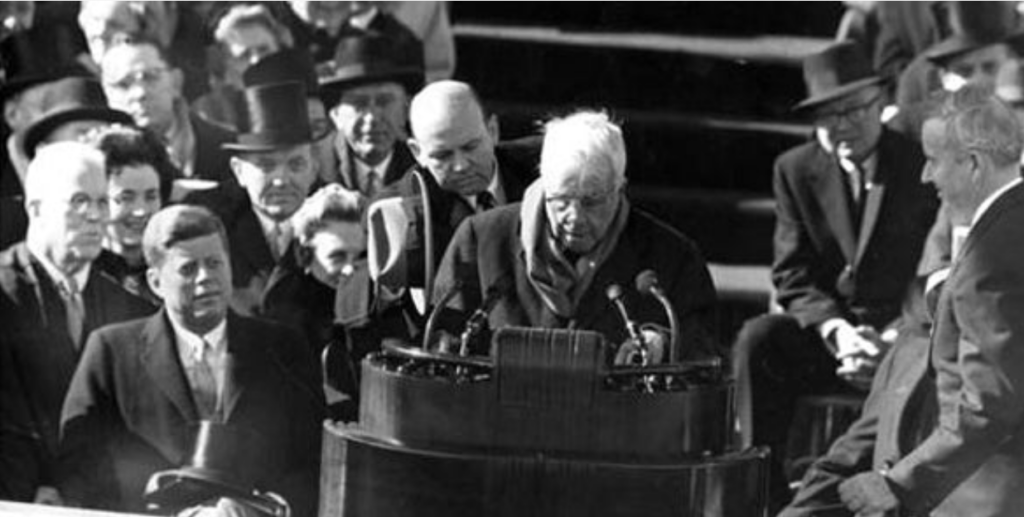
[0,142,153,504]
[429,110,718,360]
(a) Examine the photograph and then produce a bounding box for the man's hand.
[828,321,887,389]
[838,472,899,516]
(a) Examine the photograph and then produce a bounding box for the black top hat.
[22,77,135,158]
[223,81,315,152]
[244,48,319,95]
[926,2,1024,65]
[318,31,425,108]
[144,421,277,512]
[794,40,885,112]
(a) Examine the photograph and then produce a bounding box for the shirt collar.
[27,244,91,294]
[354,151,394,184]
[461,164,504,210]
[168,313,227,363]
[349,7,379,30]
[254,209,293,245]
[971,177,1023,229]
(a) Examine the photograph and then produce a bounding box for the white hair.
[540,110,626,189]
[24,142,106,204]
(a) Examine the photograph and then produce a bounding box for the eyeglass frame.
[813,93,884,127]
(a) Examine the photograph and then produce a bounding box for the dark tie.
[476,191,496,212]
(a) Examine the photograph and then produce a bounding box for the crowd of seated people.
[2,2,1024,517]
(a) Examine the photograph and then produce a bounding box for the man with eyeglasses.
[0,142,154,504]
[731,41,939,512]
[428,109,718,362]
[100,40,236,195]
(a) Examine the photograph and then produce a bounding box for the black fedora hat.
[223,81,315,153]
[794,40,885,112]
[22,77,134,158]
[926,2,1024,65]
[318,31,424,108]
[144,421,282,513]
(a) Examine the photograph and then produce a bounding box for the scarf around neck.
[519,179,630,318]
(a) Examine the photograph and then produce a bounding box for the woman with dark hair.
[84,124,176,305]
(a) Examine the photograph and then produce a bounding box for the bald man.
[369,80,539,331]
[0,142,154,503]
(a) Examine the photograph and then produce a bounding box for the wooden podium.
[319,327,769,517]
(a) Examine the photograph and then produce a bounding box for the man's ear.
[407,138,424,166]
[146,267,163,301]
[486,114,500,143]
[24,199,40,219]
[229,156,244,183]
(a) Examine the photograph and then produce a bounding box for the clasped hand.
[830,321,888,390]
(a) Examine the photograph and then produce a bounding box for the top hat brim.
[0,76,51,104]
[793,76,885,112]
[23,107,135,158]
[144,467,261,511]
[925,29,1024,65]
[221,132,317,153]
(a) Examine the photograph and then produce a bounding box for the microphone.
[458,276,512,356]
[635,270,679,364]
[423,279,463,350]
[605,283,643,344]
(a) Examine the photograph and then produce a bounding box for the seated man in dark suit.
[319,31,423,198]
[193,81,320,316]
[100,39,237,200]
[430,110,718,362]
[786,83,1024,517]
[368,80,539,336]
[58,204,325,517]
[0,142,154,504]
[731,41,939,511]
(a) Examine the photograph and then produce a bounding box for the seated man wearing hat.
[892,2,1023,139]
[731,41,938,510]
[192,81,321,317]
[319,31,423,199]
[58,205,325,516]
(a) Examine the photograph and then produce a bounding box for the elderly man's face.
[108,164,162,252]
[30,158,109,266]
[101,44,182,135]
[289,1,352,32]
[814,85,884,163]
[330,82,408,166]
[921,118,978,224]
[232,145,317,222]
[542,163,622,255]
[942,44,1014,92]
[148,233,232,335]
[410,100,498,197]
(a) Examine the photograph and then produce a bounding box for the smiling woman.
[83,125,177,305]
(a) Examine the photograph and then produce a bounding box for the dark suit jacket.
[374,139,540,289]
[334,137,416,195]
[190,112,237,185]
[58,310,325,516]
[0,243,155,501]
[432,204,719,360]
[784,183,1024,517]
[772,130,938,330]
[884,182,1024,516]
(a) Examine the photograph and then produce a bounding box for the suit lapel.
[812,151,857,264]
[141,311,199,422]
[232,207,276,283]
[221,313,253,420]
[383,142,415,186]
